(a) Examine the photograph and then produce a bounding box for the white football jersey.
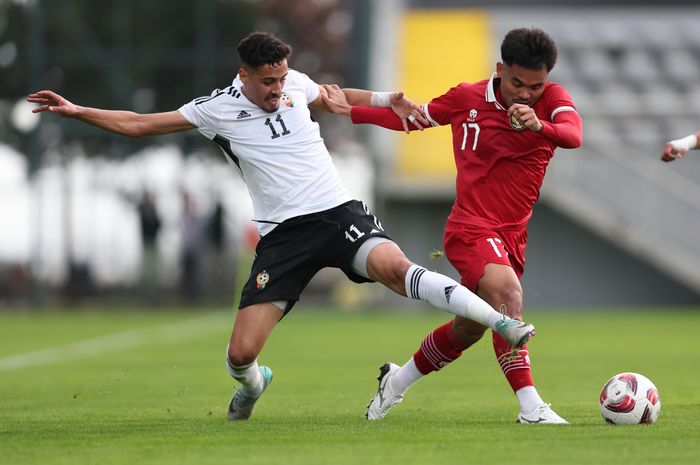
[179,69,350,236]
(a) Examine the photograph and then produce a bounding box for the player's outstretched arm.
[662,131,699,163]
[315,85,428,133]
[27,90,194,138]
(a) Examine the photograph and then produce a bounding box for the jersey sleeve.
[543,83,577,121]
[351,106,409,131]
[423,85,461,127]
[178,91,223,140]
[538,84,582,149]
[290,69,321,103]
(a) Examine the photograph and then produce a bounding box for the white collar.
[485,73,506,110]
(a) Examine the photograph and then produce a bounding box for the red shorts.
[443,221,527,292]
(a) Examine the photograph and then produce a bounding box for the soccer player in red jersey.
[322,28,582,423]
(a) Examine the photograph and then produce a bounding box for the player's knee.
[227,343,257,367]
[493,286,523,319]
[369,250,411,294]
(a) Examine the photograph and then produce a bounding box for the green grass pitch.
[1,306,699,465]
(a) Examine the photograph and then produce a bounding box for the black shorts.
[239,200,392,314]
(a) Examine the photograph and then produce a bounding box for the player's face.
[239,59,288,113]
[496,62,548,108]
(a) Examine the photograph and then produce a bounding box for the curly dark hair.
[501,28,557,72]
[237,32,292,69]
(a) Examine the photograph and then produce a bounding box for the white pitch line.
[0,312,230,372]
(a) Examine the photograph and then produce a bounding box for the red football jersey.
[423,75,577,230]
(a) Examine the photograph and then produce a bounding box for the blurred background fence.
[1,0,699,309]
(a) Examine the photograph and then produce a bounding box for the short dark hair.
[237,32,292,69]
[501,28,557,72]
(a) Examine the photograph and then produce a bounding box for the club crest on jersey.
[468,109,478,121]
[256,270,270,289]
[509,113,525,131]
[280,92,294,108]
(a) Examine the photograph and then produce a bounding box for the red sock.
[413,321,470,374]
[492,331,533,392]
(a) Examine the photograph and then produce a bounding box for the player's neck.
[493,81,507,109]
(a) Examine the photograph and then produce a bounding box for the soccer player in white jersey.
[662,130,700,162]
[27,32,536,422]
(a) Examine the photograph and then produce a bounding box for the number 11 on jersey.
[265,114,291,139]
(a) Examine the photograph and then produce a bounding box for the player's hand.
[27,90,82,117]
[320,84,352,116]
[661,142,685,163]
[389,91,428,133]
[508,103,543,132]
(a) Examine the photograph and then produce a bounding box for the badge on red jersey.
[509,113,525,131]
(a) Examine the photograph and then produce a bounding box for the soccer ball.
[599,372,661,424]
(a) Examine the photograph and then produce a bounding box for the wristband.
[370,92,392,108]
[669,134,697,152]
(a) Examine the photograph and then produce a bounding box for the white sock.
[516,385,546,413]
[390,357,424,395]
[226,349,264,397]
[404,265,503,330]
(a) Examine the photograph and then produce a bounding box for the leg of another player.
[477,264,566,424]
[371,263,549,421]
[226,302,282,413]
[362,243,532,420]
[364,242,512,331]
[477,264,541,410]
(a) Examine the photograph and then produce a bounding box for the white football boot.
[516,403,569,424]
[494,318,536,348]
[366,363,403,420]
[227,365,273,421]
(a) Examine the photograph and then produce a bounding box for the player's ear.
[239,67,248,84]
[496,62,504,78]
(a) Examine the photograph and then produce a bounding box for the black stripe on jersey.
[227,87,241,98]
[213,135,242,173]
[195,90,226,105]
